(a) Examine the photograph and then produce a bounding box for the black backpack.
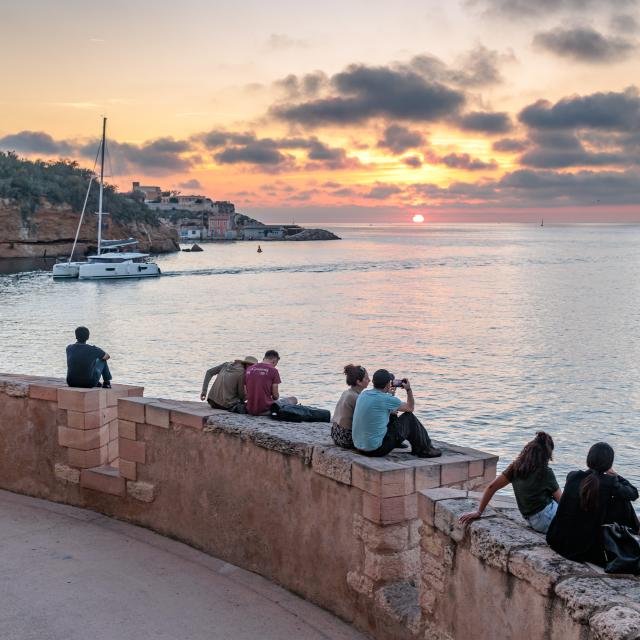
[270,402,330,423]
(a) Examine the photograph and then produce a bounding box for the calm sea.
[2,223,639,489]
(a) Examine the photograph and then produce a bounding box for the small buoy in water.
[257,245,262,253]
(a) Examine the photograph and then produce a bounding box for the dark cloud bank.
[533,26,636,63]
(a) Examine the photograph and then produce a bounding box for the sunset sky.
[2,0,640,222]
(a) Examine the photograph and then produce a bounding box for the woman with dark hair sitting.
[546,442,639,565]
[331,365,370,449]
[459,432,561,533]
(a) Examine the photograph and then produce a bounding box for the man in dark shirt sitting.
[66,326,112,389]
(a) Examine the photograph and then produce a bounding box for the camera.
[391,378,408,388]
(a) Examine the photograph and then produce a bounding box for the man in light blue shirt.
[352,369,441,458]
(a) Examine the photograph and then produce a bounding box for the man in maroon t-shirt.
[245,350,297,416]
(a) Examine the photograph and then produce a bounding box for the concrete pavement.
[0,489,368,640]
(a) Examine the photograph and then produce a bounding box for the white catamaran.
[52,118,161,280]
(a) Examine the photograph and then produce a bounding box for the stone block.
[413,461,441,491]
[421,549,446,588]
[127,386,144,397]
[460,476,488,491]
[66,410,85,429]
[420,532,443,558]
[118,419,137,440]
[146,403,170,429]
[311,446,352,485]
[119,459,137,481]
[68,445,108,469]
[108,419,119,441]
[555,577,630,624]
[28,383,59,401]
[58,425,110,450]
[508,546,593,596]
[105,384,136,407]
[56,408,68,424]
[417,488,467,526]
[118,397,151,423]
[5,382,29,397]
[346,571,375,597]
[54,463,80,484]
[83,406,117,429]
[353,458,415,497]
[483,457,498,483]
[408,519,422,547]
[468,459,484,478]
[58,387,106,412]
[363,493,417,525]
[80,465,125,496]
[108,438,119,462]
[353,513,412,552]
[373,581,421,634]
[590,606,640,640]
[119,438,146,464]
[127,481,155,503]
[441,460,469,485]
[170,408,208,429]
[433,499,477,542]
[468,517,545,571]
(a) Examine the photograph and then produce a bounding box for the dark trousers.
[92,359,112,386]
[207,399,247,414]
[361,412,432,457]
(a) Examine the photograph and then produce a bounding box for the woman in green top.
[459,432,562,533]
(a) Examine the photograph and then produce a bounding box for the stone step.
[80,465,125,496]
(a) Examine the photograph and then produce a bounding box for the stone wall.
[417,488,640,640]
[0,373,503,639]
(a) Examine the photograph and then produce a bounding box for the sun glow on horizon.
[412,214,425,223]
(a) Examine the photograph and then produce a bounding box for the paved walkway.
[0,490,367,640]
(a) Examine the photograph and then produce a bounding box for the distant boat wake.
[160,259,423,278]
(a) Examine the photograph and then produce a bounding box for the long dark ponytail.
[579,442,615,512]
[511,431,554,479]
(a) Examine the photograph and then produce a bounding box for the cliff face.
[0,200,179,259]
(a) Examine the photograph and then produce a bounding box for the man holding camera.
[352,369,441,458]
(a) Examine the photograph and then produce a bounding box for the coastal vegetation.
[0,152,158,226]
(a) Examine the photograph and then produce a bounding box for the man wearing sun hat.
[200,355,258,413]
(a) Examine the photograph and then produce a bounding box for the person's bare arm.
[459,474,511,524]
[102,353,110,361]
[552,488,562,502]
[200,363,224,401]
[396,380,415,413]
[271,383,280,401]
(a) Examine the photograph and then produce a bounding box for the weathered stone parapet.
[0,373,506,640]
[417,488,640,639]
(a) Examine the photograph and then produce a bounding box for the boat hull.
[52,263,81,279]
[78,262,161,280]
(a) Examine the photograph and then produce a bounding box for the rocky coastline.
[0,200,179,260]
[285,228,340,241]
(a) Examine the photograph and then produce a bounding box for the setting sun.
[412,214,425,223]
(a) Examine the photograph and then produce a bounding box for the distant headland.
[131,181,341,243]
[0,153,339,261]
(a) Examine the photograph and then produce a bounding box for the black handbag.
[602,523,640,574]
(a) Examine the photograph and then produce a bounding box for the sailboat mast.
[97,117,107,255]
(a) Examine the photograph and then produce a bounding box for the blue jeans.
[525,500,558,533]
[92,358,112,386]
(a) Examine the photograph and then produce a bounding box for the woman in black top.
[547,442,639,566]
